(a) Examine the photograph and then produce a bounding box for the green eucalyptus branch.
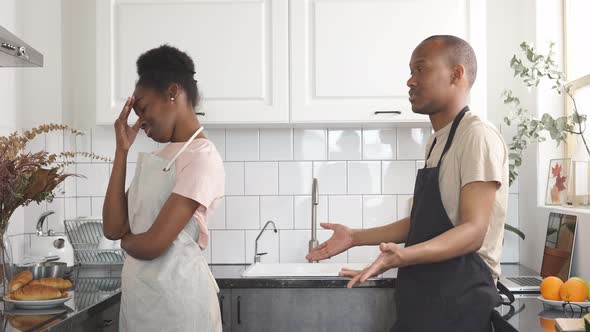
[503,42,589,186]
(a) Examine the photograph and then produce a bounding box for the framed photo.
[546,159,571,205]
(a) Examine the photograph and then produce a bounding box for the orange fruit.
[560,278,588,302]
[539,317,555,332]
[540,276,563,300]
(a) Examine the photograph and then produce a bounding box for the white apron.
[120,127,221,332]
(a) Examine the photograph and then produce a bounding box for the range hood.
[0,25,43,67]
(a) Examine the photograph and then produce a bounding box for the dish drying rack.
[64,218,125,265]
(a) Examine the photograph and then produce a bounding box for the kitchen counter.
[1,263,564,332]
[1,264,123,332]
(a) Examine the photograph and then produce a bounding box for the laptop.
[499,212,578,292]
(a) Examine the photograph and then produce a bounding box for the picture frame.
[545,158,571,205]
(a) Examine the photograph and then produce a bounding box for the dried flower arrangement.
[0,124,109,288]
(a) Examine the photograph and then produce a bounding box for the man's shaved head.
[421,35,477,87]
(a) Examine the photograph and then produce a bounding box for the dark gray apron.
[392,107,503,332]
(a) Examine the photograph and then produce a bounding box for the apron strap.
[436,106,469,168]
[496,281,515,305]
[163,126,204,172]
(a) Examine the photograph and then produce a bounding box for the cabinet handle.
[220,295,225,325]
[237,296,242,324]
[97,319,113,328]
[374,110,401,115]
[195,112,206,116]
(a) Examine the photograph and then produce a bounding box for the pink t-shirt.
[154,138,224,249]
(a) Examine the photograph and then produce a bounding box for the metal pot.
[12,262,67,279]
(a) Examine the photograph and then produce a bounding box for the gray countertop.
[1,263,565,332]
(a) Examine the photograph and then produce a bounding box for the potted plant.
[0,124,108,291]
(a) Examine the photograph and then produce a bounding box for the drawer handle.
[220,295,225,325]
[237,295,242,324]
[374,110,401,115]
[195,112,206,116]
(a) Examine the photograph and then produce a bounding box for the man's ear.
[451,64,465,84]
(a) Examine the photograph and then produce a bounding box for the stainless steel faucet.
[308,178,319,263]
[254,220,277,263]
[36,210,55,236]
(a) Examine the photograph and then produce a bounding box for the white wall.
[0,0,25,261]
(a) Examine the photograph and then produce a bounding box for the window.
[564,0,590,160]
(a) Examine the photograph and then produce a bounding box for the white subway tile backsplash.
[260,196,293,230]
[76,163,110,197]
[46,198,65,233]
[382,161,416,194]
[91,127,116,161]
[76,197,92,218]
[278,162,313,195]
[260,129,293,161]
[41,125,517,265]
[246,229,279,264]
[224,162,245,195]
[363,196,397,229]
[226,196,259,229]
[64,198,77,220]
[348,161,381,194]
[226,129,259,161]
[91,197,105,217]
[204,129,226,160]
[279,230,310,263]
[328,129,361,160]
[45,131,63,156]
[208,197,226,230]
[313,162,346,195]
[397,128,431,160]
[23,128,45,155]
[397,195,413,220]
[294,129,327,160]
[245,162,278,195]
[23,202,47,234]
[75,130,92,163]
[362,129,396,160]
[347,246,380,263]
[294,195,328,230]
[328,196,362,229]
[211,230,245,263]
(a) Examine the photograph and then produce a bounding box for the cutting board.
[555,318,585,332]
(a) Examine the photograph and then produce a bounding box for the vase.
[0,234,14,295]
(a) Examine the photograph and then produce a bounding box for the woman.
[102,45,224,332]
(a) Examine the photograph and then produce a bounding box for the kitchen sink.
[241,262,373,278]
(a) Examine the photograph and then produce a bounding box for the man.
[306,35,509,331]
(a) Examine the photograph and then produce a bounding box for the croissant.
[13,284,63,301]
[8,271,33,293]
[29,278,73,291]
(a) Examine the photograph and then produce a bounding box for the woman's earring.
[170,97,175,102]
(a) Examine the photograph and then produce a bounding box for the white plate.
[3,295,72,310]
[537,296,590,310]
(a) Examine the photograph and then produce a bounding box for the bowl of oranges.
[538,276,590,310]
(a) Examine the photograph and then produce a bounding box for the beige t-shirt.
[424,111,508,278]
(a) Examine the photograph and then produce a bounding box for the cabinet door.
[290,0,486,123]
[231,288,396,332]
[96,0,289,125]
[218,289,232,332]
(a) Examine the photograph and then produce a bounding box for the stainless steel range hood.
[0,25,43,67]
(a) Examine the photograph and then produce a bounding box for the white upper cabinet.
[96,0,485,125]
[96,0,289,125]
[290,0,486,123]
